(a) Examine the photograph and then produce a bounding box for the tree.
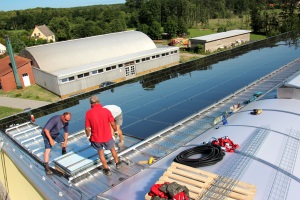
[136,23,149,34]
[163,17,178,38]
[280,0,300,32]
[148,21,162,40]
[250,5,264,33]
[177,17,188,36]
[49,17,70,41]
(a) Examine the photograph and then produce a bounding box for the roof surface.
[22,31,157,73]
[104,97,300,199]
[0,55,31,76]
[283,71,300,88]
[35,25,54,37]
[190,30,251,42]
[0,36,300,200]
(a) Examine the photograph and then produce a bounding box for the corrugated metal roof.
[21,31,157,73]
[190,30,251,42]
[53,46,178,77]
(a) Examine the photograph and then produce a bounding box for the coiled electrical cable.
[174,144,225,167]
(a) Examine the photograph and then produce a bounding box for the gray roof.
[36,25,54,37]
[283,71,300,88]
[54,46,177,77]
[22,31,157,73]
[190,30,251,42]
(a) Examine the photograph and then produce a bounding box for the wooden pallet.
[145,162,256,200]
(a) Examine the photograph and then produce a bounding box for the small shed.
[190,30,251,52]
[0,55,34,92]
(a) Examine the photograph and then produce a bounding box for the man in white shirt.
[103,105,124,147]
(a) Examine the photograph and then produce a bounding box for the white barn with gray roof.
[190,29,251,52]
[20,31,179,97]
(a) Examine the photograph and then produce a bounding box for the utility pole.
[5,35,22,89]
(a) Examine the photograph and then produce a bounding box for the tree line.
[0,0,299,53]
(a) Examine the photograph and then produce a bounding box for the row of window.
[60,50,178,83]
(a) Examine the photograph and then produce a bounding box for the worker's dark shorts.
[115,113,123,126]
[91,138,115,151]
[42,133,65,149]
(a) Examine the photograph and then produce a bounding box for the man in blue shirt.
[41,112,72,175]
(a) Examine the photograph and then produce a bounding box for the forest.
[0,0,299,53]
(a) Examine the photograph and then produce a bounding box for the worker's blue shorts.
[42,133,65,149]
[91,138,115,151]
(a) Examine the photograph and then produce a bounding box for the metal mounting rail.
[267,129,300,200]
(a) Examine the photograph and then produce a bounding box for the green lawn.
[0,106,23,119]
[0,84,61,102]
[250,34,267,40]
[188,29,215,38]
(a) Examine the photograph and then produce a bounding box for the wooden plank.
[168,166,215,183]
[171,162,218,178]
[163,171,210,188]
[145,162,256,200]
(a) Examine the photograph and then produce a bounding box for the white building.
[20,31,179,98]
[190,30,251,52]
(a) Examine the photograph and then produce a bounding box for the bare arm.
[110,121,117,132]
[63,132,68,147]
[85,127,91,138]
[117,125,123,141]
[44,128,54,146]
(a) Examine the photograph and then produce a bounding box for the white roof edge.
[283,71,300,88]
[190,30,251,42]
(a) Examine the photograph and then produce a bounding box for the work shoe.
[116,161,122,169]
[62,147,67,155]
[103,168,112,176]
[44,162,53,175]
[46,169,53,175]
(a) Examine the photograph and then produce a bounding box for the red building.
[0,55,35,92]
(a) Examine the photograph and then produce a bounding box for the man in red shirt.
[85,96,122,176]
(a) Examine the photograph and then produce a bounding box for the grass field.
[188,29,215,38]
[0,84,61,102]
[0,106,23,119]
[0,85,61,119]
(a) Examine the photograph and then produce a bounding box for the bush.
[15,93,21,97]
[25,94,32,98]
[194,44,204,54]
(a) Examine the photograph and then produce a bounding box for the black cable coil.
[174,144,225,167]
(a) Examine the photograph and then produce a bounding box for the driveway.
[0,97,50,110]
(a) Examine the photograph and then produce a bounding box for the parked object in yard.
[100,81,115,88]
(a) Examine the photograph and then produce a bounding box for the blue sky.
[0,0,125,11]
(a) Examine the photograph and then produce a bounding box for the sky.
[0,0,125,11]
